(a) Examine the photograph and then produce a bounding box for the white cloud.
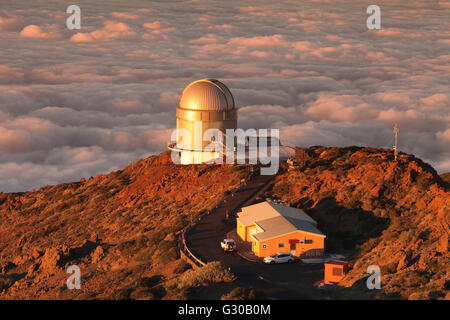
[71,21,137,42]
[20,24,62,40]
[0,0,448,191]
[0,10,23,31]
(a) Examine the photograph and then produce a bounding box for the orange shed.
[324,260,348,285]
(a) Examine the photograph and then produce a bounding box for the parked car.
[220,238,236,252]
[264,252,294,264]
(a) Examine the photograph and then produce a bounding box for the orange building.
[236,201,326,258]
[324,260,349,285]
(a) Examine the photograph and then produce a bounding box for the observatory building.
[168,79,237,164]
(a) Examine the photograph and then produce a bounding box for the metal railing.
[177,167,269,268]
[179,221,206,267]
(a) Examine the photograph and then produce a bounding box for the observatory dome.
[171,78,237,164]
[179,79,235,111]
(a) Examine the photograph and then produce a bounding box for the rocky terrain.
[0,147,448,300]
[441,172,450,187]
[0,151,248,299]
[271,146,449,300]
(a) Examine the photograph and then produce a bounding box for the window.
[278,243,284,248]
[262,244,267,250]
[305,239,313,244]
[332,267,343,276]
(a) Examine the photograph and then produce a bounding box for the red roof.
[325,260,348,266]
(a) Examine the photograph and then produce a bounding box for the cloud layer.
[0,0,449,191]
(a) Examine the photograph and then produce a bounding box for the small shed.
[324,260,349,285]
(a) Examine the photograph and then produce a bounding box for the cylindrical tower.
[170,79,237,164]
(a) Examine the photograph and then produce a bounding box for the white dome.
[179,79,235,111]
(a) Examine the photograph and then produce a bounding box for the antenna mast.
[393,124,399,161]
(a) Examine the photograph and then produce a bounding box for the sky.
[0,0,449,192]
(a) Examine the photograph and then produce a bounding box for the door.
[289,239,298,256]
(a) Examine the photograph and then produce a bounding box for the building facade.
[237,201,326,258]
[324,260,349,285]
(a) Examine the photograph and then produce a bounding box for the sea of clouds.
[0,0,449,192]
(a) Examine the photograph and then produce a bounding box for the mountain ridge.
[0,147,448,300]
[272,146,449,299]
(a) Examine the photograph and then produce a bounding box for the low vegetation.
[0,147,447,300]
[164,261,236,299]
[221,287,267,300]
[0,152,248,299]
[273,146,449,300]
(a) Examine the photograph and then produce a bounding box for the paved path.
[226,229,262,263]
[187,172,273,262]
[186,169,325,300]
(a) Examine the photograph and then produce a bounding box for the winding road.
[186,170,325,299]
